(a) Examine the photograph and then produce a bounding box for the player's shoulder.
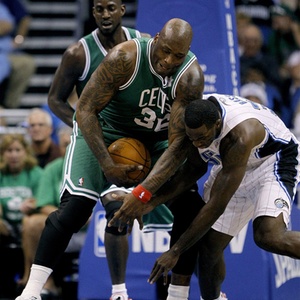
[108,39,138,58]
[177,57,204,91]
[60,40,85,66]
[64,40,85,57]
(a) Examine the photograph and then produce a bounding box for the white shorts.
[204,155,299,237]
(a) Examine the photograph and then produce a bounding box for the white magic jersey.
[199,94,300,236]
[200,93,300,170]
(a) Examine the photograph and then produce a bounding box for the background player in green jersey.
[47,1,150,299]
[48,0,150,128]
[17,17,204,300]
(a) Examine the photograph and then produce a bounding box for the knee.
[18,55,36,71]
[253,218,279,251]
[254,227,277,251]
[103,197,127,236]
[198,231,230,266]
[198,243,221,267]
[23,214,47,236]
[49,193,95,234]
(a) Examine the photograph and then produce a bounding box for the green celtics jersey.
[98,37,197,143]
[0,166,44,225]
[76,27,142,96]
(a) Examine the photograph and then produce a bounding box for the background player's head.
[93,0,125,36]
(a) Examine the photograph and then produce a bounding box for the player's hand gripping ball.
[108,137,151,180]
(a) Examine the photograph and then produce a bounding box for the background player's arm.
[76,41,140,186]
[48,42,84,127]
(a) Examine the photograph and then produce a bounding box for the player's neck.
[96,27,127,51]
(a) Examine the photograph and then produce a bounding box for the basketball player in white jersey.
[111,93,300,300]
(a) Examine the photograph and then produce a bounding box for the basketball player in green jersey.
[48,0,150,127]
[16,18,204,300]
[47,1,152,299]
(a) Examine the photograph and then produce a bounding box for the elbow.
[47,94,59,111]
[47,96,54,110]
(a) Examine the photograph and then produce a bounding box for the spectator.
[241,63,283,114]
[295,0,300,21]
[26,108,61,168]
[281,50,300,129]
[0,2,13,104]
[0,0,36,108]
[240,82,269,105]
[235,11,252,55]
[267,3,300,78]
[20,126,86,300]
[235,0,275,45]
[239,23,282,88]
[0,133,43,298]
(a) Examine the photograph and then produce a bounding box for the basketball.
[108,137,151,180]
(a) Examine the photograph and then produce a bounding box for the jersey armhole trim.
[78,38,90,81]
[119,39,140,90]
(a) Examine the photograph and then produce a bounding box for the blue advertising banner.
[78,202,300,299]
[78,201,201,299]
[135,0,240,95]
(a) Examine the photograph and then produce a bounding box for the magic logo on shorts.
[94,210,107,257]
[274,198,289,209]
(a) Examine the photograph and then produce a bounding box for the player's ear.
[153,33,160,44]
[120,4,126,17]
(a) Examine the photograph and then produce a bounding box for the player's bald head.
[160,18,193,48]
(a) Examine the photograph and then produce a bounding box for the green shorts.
[60,120,168,201]
[101,184,173,232]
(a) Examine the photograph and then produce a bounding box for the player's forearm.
[141,138,189,194]
[150,156,206,208]
[48,97,75,127]
[77,110,114,169]
[170,204,220,256]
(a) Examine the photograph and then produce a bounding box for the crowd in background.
[0,0,300,299]
[235,0,300,139]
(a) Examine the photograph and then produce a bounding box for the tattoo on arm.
[77,47,135,167]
